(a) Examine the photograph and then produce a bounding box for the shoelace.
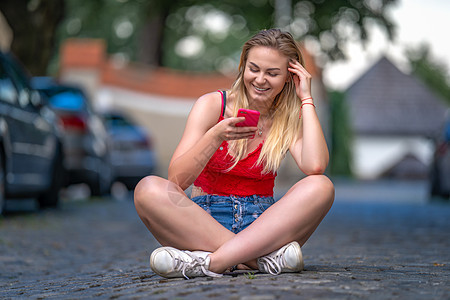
[173,251,222,279]
[258,253,284,275]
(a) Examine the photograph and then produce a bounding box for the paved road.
[1,181,449,299]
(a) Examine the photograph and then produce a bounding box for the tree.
[295,0,397,61]
[329,91,353,176]
[159,0,398,71]
[1,0,398,74]
[407,44,450,106]
[0,0,64,76]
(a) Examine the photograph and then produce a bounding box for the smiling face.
[243,46,290,108]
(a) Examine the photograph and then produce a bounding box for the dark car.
[103,112,156,190]
[430,114,450,199]
[0,52,64,214]
[32,79,113,196]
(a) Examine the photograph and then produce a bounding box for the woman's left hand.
[288,60,312,100]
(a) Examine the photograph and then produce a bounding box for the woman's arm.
[290,103,329,175]
[168,92,257,190]
[288,61,329,175]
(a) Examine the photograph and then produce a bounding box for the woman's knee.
[134,175,167,211]
[313,174,334,192]
[315,175,335,205]
[302,174,335,206]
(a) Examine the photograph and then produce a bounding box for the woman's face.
[243,46,290,107]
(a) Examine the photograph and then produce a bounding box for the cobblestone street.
[1,180,449,299]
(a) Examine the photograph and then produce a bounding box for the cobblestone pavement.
[0,181,449,299]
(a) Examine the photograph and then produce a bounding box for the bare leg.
[135,174,334,274]
[208,174,334,273]
[134,176,235,251]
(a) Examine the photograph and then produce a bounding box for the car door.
[0,55,56,193]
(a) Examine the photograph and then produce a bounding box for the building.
[345,56,448,180]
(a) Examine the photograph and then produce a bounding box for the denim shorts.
[192,194,276,233]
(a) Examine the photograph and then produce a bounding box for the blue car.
[103,112,157,190]
[430,114,450,199]
[32,78,113,196]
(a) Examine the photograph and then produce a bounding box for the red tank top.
[193,91,276,197]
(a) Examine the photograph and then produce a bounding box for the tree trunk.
[136,0,177,67]
[137,15,166,67]
[0,0,64,76]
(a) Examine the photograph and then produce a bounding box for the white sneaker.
[257,241,304,275]
[150,246,223,279]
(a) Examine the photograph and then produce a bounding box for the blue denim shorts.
[192,194,276,233]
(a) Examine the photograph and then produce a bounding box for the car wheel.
[0,153,5,215]
[38,148,64,208]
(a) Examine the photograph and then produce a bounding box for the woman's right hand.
[212,117,258,141]
[169,92,256,189]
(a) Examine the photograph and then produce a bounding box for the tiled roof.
[345,56,448,136]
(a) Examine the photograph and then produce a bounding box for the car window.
[105,115,133,127]
[48,90,86,111]
[0,63,18,105]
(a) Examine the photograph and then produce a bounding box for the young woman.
[134,29,334,279]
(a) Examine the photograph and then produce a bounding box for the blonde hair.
[228,29,304,174]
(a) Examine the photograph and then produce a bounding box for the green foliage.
[329,91,353,177]
[162,0,398,71]
[160,1,275,71]
[296,0,397,61]
[49,0,398,73]
[244,271,256,279]
[56,0,149,60]
[1,0,399,74]
[407,44,450,106]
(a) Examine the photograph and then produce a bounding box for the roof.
[345,56,448,136]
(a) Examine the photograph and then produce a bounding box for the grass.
[244,272,256,279]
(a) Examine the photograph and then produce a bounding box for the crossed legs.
[134,174,334,274]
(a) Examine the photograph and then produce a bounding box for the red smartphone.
[235,109,260,127]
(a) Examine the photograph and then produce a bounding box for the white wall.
[352,135,434,179]
[96,86,195,177]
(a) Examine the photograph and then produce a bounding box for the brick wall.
[59,38,321,99]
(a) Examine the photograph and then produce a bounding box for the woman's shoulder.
[192,90,224,115]
[195,90,222,105]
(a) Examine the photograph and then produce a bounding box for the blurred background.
[0,0,449,214]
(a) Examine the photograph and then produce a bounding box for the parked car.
[0,52,65,214]
[103,111,156,190]
[32,79,113,196]
[430,115,450,199]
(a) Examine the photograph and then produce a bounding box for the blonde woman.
[134,29,334,279]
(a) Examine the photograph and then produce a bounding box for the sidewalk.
[1,180,449,299]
